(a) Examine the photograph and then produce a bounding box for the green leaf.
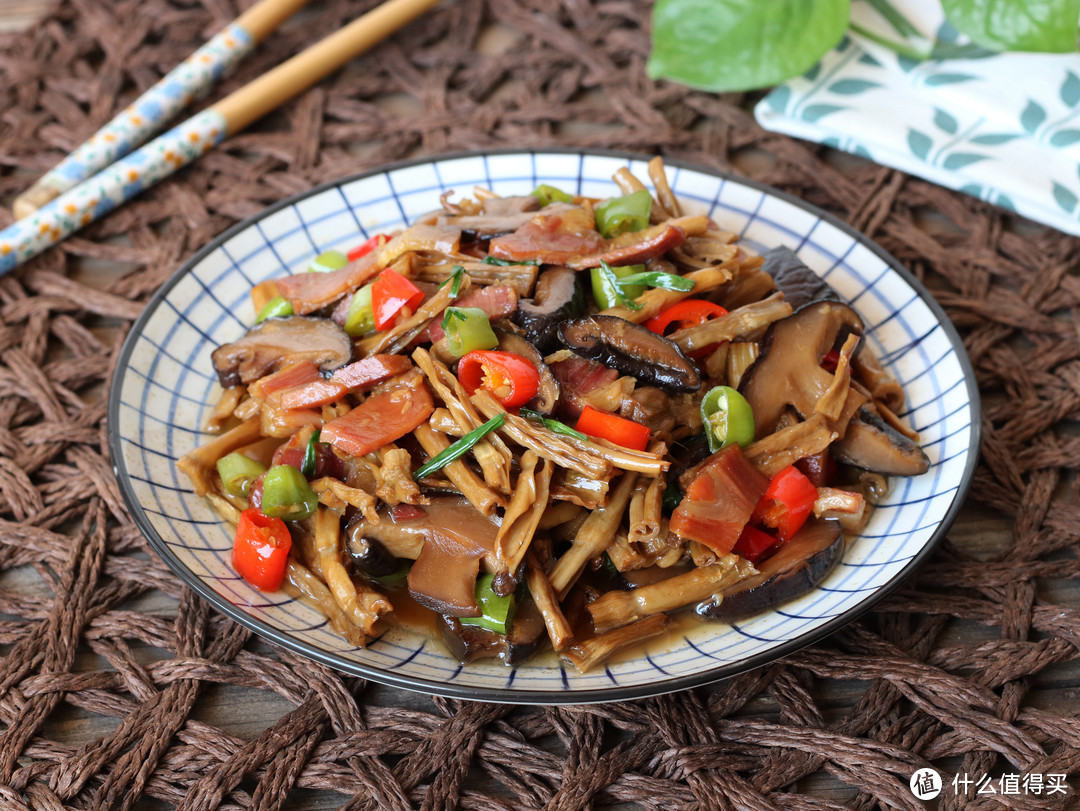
[941,0,1080,53]
[1050,129,1080,147]
[1021,100,1047,134]
[924,73,978,86]
[1062,72,1080,107]
[647,0,850,93]
[969,133,1019,145]
[802,103,846,123]
[908,129,933,161]
[1052,182,1078,213]
[941,152,989,171]
[828,79,880,95]
[933,108,959,135]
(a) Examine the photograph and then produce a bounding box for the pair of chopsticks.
[0,0,441,277]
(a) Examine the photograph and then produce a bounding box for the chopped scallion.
[520,408,588,441]
[413,415,505,480]
[482,256,539,267]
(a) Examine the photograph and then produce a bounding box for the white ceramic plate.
[108,149,980,703]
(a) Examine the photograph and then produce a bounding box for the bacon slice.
[322,381,434,458]
[424,284,518,342]
[278,378,348,411]
[248,361,322,401]
[489,209,686,271]
[550,357,620,419]
[329,354,413,390]
[568,223,687,270]
[277,225,461,314]
[670,445,769,555]
[488,209,605,266]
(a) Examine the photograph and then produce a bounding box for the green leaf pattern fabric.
[755,0,1080,236]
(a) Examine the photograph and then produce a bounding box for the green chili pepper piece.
[520,408,588,441]
[590,261,644,311]
[459,573,517,634]
[343,283,375,336]
[700,385,756,452]
[255,296,294,323]
[301,430,322,478]
[595,189,651,238]
[439,265,466,297]
[531,184,574,206]
[613,270,695,292]
[308,249,349,273]
[261,464,319,521]
[441,306,499,357]
[481,256,539,267]
[216,452,267,499]
[413,414,505,480]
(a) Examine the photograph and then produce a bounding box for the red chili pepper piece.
[733,524,779,565]
[752,465,818,542]
[644,299,728,359]
[458,350,541,409]
[347,233,388,262]
[233,508,292,591]
[575,405,651,451]
[371,269,424,330]
[821,349,840,373]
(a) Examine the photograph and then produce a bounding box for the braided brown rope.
[1,0,1078,807]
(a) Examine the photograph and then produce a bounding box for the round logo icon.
[910,768,942,800]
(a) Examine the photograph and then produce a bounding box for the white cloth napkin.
[755,0,1080,236]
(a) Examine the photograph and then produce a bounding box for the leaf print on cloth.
[828,79,881,95]
[802,104,848,123]
[908,128,933,161]
[933,108,958,135]
[1052,182,1078,214]
[1021,101,1047,135]
[1060,71,1080,107]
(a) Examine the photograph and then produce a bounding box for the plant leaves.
[908,129,933,161]
[933,108,959,135]
[802,103,847,122]
[1062,71,1080,107]
[829,79,880,95]
[924,73,978,86]
[647,0,850,92]
[1050,129,1080,147]
[1052,181,1078,213]
[969,133,1019,145]
[940,0,1080,53]
[941,152,989,171]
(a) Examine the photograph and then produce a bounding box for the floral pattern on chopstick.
[37,22,252,198]
[0,109,228,273]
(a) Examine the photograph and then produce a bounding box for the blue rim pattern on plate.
[107,149,980,704]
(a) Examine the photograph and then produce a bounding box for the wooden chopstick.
[0,0,442,278]
[13,0,313,219]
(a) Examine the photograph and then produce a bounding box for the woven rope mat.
[1,0,1079,808]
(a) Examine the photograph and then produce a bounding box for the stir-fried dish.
[178,158,930,672]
